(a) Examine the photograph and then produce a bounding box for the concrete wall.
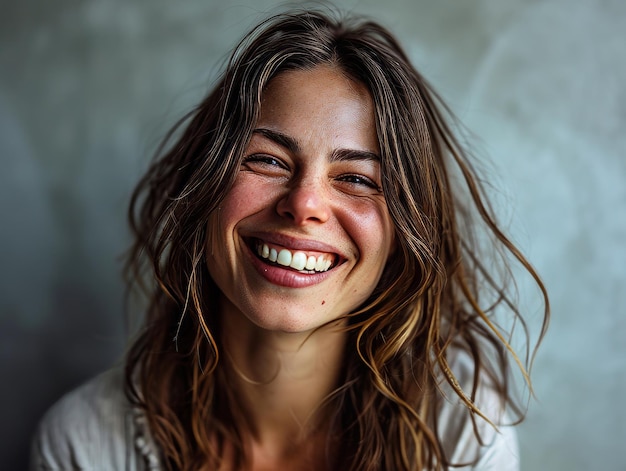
[1,0,623,469]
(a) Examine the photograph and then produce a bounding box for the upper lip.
[243,231,347,259]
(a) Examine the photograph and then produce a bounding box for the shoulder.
[436,349,520,471]
[29,368,143,470]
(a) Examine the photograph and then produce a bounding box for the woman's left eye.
[336,174,381,191]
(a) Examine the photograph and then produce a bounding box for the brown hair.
[124,9,549,470]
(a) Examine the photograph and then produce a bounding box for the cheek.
[342,200,395,264]
[205,179,262,256]
[218,177,272,225]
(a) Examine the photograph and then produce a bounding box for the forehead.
[257,66,378,153]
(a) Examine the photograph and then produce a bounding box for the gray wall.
[1,0,624,469]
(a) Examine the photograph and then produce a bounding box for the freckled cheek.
[220,182,276,223]
[206,181,267,252]
[340,203,394,261]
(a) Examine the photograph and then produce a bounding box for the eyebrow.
[252,127,380,163]
[253,128,300,154]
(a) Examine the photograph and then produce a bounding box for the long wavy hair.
[124,9,549,471]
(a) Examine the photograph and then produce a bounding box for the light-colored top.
[29,353,519,470]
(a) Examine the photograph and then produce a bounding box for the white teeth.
[305,256,316,270]
[277,249,292,266]
[256,242,335,273]
[291,252,307,270]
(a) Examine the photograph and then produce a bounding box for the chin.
[242,304,341,335]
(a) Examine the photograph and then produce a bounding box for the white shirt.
[30,353,519,470]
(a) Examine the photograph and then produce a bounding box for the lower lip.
[246,244,335,288]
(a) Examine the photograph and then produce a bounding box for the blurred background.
[1,0,624,469]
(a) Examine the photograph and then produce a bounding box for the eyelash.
[336,174,381,190]
[244,154,287,169]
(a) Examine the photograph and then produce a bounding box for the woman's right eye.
[241,154,290,178]
[242,154,286,169]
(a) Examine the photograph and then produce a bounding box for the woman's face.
[206,65,395,333]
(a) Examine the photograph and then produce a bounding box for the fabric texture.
[29,353,519,470]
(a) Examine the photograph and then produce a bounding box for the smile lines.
[255,240,335,273]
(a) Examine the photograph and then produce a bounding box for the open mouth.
[250,238,339,274]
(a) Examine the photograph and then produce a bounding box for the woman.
[31,9,549,471]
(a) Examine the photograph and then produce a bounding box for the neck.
[219,299,347,462]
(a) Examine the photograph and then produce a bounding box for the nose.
[276,179,330,225]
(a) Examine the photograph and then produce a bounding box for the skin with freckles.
[206,65,395,336]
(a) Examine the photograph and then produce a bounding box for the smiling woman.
[30,8,549,471]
